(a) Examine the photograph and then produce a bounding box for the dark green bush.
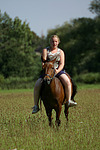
[0,77,35,89]
[74,73,100,84]
[1,73,100,90]
[0,75,4,84]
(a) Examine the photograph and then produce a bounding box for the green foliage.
[0,9,100,88]
[89,0,100,16]
[0,11,41,79]
[74,73,100,84]
[47,17,100,77]
[0,74,4,84]
[0,76,35,89]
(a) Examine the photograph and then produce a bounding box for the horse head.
[43,60,56,84]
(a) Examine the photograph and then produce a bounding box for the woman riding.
[32,35,77,114]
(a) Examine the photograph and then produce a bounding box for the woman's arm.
[55,50,65,74]
[41,48,47,68]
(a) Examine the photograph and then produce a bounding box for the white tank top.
[47,47,61,69]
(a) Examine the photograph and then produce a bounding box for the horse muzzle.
[44,78,51,85]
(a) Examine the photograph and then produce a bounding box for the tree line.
[0,0,100,88]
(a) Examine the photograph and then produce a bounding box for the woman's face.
[50,37,59,49]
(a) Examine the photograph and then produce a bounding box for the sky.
[0,0,96,37]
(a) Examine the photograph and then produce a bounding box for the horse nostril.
[44,78,51,84]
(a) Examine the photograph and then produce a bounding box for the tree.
[89,0,100,16]
[0,11,41,79]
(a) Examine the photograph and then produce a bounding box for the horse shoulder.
[50,77,65,98]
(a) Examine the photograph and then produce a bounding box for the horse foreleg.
[64,104,69,122]
[46,108,52,126]
[55,106,62,126]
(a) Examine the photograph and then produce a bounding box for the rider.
[32,35,77,114]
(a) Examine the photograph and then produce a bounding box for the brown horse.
[40,60,77,126]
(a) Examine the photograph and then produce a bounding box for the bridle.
[44,68,56,81]
[44,73,55,80]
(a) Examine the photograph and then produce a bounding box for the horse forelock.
[46,62,54,67]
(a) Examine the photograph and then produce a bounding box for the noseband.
[44,73,55,80]
[44,69,56,81]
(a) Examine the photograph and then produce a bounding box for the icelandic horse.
[40,60,77,126]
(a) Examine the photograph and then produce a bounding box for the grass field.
[0,84,100,150]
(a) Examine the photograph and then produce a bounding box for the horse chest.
[41,78,65,105]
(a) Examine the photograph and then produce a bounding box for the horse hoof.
[55,120,61,126]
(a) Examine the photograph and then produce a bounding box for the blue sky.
[0,0,96,37]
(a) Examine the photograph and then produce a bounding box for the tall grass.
[0,86,99,150]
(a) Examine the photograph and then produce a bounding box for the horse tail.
[71,78,77,101]
[40,98,42,111]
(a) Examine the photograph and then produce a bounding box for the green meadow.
[0,84,100,150]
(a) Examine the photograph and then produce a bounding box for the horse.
[40,60,77,126]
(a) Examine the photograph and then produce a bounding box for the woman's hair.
[49,35,60,44]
